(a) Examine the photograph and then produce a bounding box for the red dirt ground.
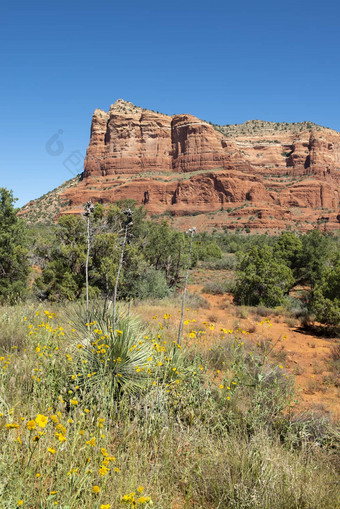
[188,286,339,420]
[136,274,339,420]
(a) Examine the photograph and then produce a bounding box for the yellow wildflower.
[56,423,66,434]
[55,432,67,443]
[26,420,36,431]
[99,465,110,476]
[137,497,149,504]
[6,423,20,429]
[35,414,48,428]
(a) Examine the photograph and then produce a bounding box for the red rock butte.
[20,99,340,232]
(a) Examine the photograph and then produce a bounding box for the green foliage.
[200,254,237,270]
[89,232,119,298]
[92,202,105,221]
[142,221,186,286]
[213,230,275,254]
[273,231,303,271]
[0,188,30,304]
[198,241,222,260]
[296,229,332,287]
[193,234,222,261]
[310,259,340,326]
[130,267,170,300]
[211,229,339,327]
[70,306,154,400]
[34,215,87,300]
[33,204,221,302]
[233,245,295,307]
[202,278,232,295]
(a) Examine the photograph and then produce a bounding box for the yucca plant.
[68,302,154,401]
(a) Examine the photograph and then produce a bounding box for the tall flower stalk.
[178,227,196,344]
[112,208,133,331]
[84,200,94,327]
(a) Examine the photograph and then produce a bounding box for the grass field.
[0,296,339,509]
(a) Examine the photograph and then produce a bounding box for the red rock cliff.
[21,99,340,232]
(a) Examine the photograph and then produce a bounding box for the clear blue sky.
[1,0,339,207]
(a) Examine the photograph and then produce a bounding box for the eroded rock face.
[21,100,340,231]
[84,101,173,177]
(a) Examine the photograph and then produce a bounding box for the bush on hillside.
[233,245,295,307]
[131,267,170,300]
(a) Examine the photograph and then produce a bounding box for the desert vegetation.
[0,187,340,508]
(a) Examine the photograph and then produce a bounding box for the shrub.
[69,304,154,401]
[132,267,170,300]
[310,262,340,326]
[194,240,222,261]
[202,279,232,295]
[184,291,210,309]
[200,254,237,270]
[233,245,294,307]
[283,296,309,318]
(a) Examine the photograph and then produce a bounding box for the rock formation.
[20,99,340,232]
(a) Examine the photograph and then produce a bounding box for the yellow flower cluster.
[121,486,153,506]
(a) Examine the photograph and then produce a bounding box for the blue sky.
[1,0,339,207]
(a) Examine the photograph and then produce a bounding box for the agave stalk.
[178,227,196,344]
[84,201,94,327]
[112,208,133,331]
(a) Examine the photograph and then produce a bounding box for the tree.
[193,237,222,261]
[34,215,87,301]
[296,230,331,287]
[273,232,303,272]
[233,245,294,307]
[33,203,221,303]
[143,221,187,287]
[310,260,340,326]
[0,188,30,304]
[34,205,146,302]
